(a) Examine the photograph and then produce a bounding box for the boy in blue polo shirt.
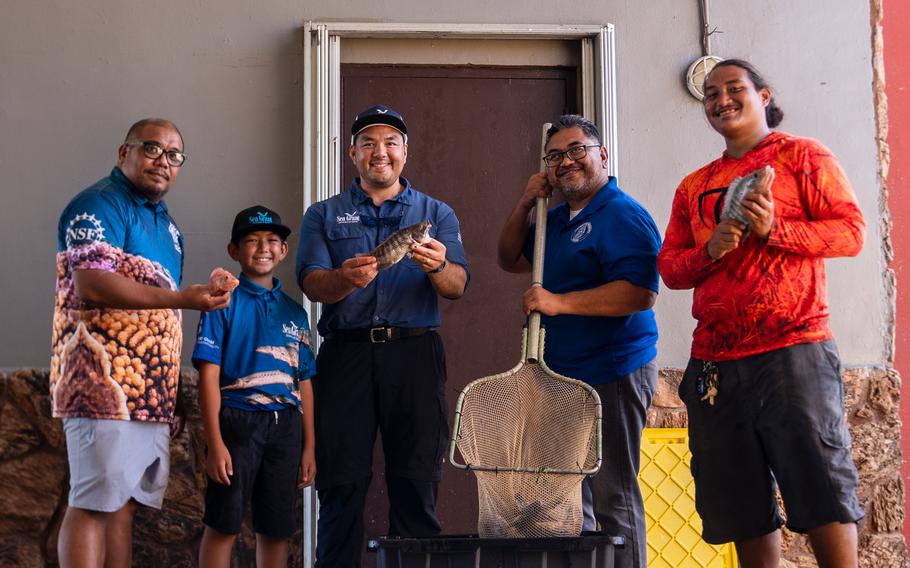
[192,205,316,567]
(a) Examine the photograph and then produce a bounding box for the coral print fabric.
[657,132,866,361]
[51,169,185,422]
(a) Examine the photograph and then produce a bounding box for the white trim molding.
[300,21,617,565]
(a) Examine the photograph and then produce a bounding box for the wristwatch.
[429,259,447,274]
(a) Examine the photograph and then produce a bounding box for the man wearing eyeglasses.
[296,104,469,566]
[498,115,661,568]
[52,118,231,568]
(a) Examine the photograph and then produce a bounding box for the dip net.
[449,123,602,538]
[449,328,602,538]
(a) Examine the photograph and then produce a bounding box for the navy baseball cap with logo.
[231,205,292,243]
[350,104,408,143]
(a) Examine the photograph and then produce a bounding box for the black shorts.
[679,340,864,544]
[203,406,302,539]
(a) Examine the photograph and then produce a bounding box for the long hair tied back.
[710,59,784,128]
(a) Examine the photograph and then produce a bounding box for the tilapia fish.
[360,220,432,270]
[720,165,774,228]
[209,267,240,294]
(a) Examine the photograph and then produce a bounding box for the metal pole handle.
[527,122,551,363]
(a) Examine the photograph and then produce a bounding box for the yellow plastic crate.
[639,428,737,568]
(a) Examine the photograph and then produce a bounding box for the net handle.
[526,122,551,363]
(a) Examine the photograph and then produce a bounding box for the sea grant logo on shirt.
[65,213,106,247]
[336,212,361,224]
[196,335,218,349]
[282,321,300,341]
[571,222,593,243]
[168,222,182,253]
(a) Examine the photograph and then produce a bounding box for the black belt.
[328,326,432,343]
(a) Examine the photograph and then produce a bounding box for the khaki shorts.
[64,418,170,512]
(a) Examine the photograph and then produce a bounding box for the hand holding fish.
[339,256,379,288]
[739,168,776,238]
[411,239,447,273]
[707,220,746,260]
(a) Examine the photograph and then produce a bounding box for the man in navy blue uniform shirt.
[296,104,469,566]
[498,115,661,568]
[52,118,230,568]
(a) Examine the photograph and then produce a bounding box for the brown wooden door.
[340,64,577,563]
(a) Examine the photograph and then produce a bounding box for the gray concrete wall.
[0,1,882,369]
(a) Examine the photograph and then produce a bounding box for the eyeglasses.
[542,144,601,167]
[125,141,187,167]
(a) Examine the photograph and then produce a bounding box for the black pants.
[313,332,448,567]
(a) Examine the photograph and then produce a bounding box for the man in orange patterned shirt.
[658,60,865,568]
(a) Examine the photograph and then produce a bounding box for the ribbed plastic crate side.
[640,428,737,568]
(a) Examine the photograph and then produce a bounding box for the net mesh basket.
[451,330,601,537]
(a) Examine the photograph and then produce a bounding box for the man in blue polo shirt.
[193,205,316,567]
[498,115,661,568]
[52,118,231,567]
[296,104,469,566]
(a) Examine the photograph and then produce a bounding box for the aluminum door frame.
[301,22,617,566]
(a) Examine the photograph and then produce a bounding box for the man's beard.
[553,175,598,202]
[135,182,169,202]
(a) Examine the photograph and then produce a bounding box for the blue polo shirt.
[296,178,470,336]
[523,177,661,385]
[51,167,185,422]
[192,275,316,412]
[57,167,184,285]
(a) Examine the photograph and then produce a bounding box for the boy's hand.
[298,447,316,489]
[206,440,233,485]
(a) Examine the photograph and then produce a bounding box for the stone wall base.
[650,366,909,568]
[2,366,908,567]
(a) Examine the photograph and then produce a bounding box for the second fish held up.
[360,220,432,270]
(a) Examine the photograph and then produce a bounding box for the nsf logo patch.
[65,213,106,248]
[169,222,182,254]
[571,222,593,243]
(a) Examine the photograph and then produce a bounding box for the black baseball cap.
[350,104,408,143]
[231,205,291,242]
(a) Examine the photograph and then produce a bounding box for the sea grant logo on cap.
[231,205,292,243]
[350,104,408,144]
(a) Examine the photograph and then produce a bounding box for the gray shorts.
[63,418,171,512]
[680,340,864,544]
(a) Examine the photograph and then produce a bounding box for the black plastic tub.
[368,534,624,568]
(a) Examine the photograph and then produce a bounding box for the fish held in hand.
[209,267,240,294]
[720,165,774,228]
[359,220,432,270]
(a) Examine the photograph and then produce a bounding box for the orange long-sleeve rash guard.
[657,132,866,361]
